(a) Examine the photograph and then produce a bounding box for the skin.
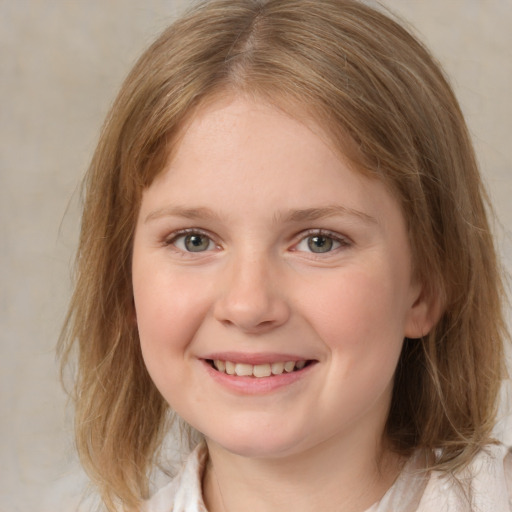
[132,96,435,512]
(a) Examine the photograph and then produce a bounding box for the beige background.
[1,1,510,510]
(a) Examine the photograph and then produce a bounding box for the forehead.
[154,95,355,194]
[158,89,370,180]
[140,95,405,235]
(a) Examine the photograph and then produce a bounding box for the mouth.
[206,359,314,378]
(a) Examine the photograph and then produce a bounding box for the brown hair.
[59,0,509,509]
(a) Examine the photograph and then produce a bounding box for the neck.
[202,434,404,512]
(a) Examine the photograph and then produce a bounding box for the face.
[132,96,432,460]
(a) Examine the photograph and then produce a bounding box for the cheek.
[299,268,407,356]
[133,269,216,406]
[133,267,213,355]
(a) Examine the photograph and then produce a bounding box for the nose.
[213,253,290,334]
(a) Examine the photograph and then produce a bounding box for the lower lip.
[200,360,316,395]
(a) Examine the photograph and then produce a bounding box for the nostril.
[212,282,291,333]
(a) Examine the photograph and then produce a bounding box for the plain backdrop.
[1,1,511,510]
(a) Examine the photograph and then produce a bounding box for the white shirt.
[144,442,512,512]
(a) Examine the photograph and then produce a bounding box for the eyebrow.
[144,204,377,225]
[145,206,222,223]
[276,205,377,224]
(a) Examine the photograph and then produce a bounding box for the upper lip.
[201,352,315,365]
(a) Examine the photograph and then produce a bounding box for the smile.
[207,359,311,378]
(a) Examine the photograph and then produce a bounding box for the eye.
[171,232,216,253]
[294,231,347,254]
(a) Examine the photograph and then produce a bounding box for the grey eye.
[185,234,211,252]
[307,235,334,253]
[173,233,214,252]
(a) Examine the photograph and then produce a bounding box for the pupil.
[185,234,209,252]
[308,236,333,253]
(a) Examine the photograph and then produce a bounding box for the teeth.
[212,359,308,378]
[235,363,253,376]
[253,364,272,378]
[271,362,285,375]
[225,361,236,375]
[284,361,295,373]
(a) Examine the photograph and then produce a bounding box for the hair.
[59,0,509,510]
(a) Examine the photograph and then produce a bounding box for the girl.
[59,1,511,511]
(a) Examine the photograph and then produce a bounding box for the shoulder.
[142,442,209,512]
[418,444,512,512]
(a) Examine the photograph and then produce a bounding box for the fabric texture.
[143,442,512,512]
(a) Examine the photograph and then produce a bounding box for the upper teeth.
[213,360,307,377]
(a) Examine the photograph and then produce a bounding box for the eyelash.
[164,228,218,253]
[163,228,352,255]
[292,229,352,255]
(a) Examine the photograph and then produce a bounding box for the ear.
[404,282,443,339]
